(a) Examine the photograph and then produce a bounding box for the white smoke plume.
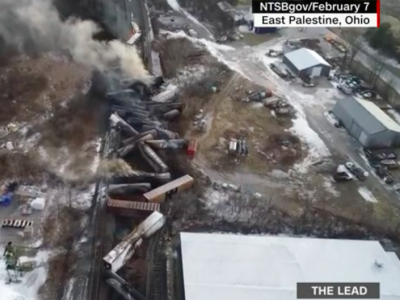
[0,0,153,84]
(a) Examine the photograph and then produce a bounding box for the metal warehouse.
[283,48,331,77]
[179,233,400,300]
[332,97,400,148]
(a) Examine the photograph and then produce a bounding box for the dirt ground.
[181,74,300,174]
[0,53,90,126]
[156,29,400,236]
[0,53,104,183]
[0,51,103,300]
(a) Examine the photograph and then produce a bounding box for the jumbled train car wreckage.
[101,75,195,299]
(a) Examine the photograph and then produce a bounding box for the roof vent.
[374,260,384,268]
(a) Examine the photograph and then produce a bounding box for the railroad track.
[89,120,121,300]
[147,227,167,300]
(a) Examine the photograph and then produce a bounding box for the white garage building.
[283,48,331,78]
[179,232,400,300]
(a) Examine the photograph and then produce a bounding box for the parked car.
[334,165,353,182]
[337,84,352,95]
[345,162,368,180]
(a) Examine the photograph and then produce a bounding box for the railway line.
[84,0,162,298]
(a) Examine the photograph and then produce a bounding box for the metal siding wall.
[321,65,330,77]
[283,57,299,75]
[332,101,353,129]
[367,130,394,148]
[350,121,362,138]
[393,132,400,147]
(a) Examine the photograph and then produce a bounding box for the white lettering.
[311,286,334,295]
[338,286,369,295]
[360,286,368,295]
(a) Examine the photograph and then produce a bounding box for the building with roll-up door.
[283,48,331,78]
[332,97,400,148]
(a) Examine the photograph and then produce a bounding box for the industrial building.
[283,48,331,78]
[333,98,400,148]
[179,233,400,300]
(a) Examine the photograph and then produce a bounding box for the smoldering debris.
[98,158,135,178]
[0,0,152,84]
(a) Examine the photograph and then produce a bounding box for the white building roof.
[284,48,330,71]
[180,233,400,300]
[356,98,400,133]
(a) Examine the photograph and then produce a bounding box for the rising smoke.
[0,0,153,84]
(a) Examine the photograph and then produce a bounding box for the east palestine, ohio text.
[262,15,340,25]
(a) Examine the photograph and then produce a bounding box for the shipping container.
[143,174,194,202]
[187,139,198,156]
[106,198,160,218]
[103,211,165,272]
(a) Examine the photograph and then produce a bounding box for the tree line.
[365,23,400,62]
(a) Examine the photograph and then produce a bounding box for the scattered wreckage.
[363,149,398,185]
[103,78,200,299]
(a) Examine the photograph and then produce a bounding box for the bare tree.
[341,29,364,65]
[368,52,388,87]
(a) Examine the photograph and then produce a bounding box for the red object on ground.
[187,139,198,156]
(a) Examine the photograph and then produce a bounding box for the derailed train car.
[103,211,165,273]
[143,174,194,203]
[106,199,160,218]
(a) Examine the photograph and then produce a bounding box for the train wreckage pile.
[100,76,196,299]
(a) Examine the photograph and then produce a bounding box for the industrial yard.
[0,0,400,300]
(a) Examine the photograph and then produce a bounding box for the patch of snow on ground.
[165,0,215,40]
[323,178,340,197]
[0,249,50,300]
[71,185,95,211]
[162,30,250,79]
[164,32,331,172]
[358,186,378,203]
[290,117,331,173]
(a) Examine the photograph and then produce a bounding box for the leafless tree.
[368,52,388,87]
[341,29,363,65]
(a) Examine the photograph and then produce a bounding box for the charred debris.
[100,74,197,300]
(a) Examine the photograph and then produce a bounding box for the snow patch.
[166,0,215,40]
[323,178,340,197]
[358,186,378,203]
[290,117,331,173]
[0,249,50,300]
